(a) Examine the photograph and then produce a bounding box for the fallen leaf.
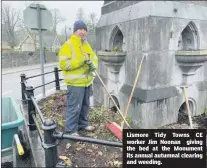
[80,144,86,148]
[108,161,113,166]
[87,149,93,153]
[113,160,122,167]
[66,143,71,149]
[76,147,82,151]
[92,145,99,150]
[58,120,64,127]
[65,159,72,167]
[87,133,96,137]
[98,151,103,156]
[59,156,72,166]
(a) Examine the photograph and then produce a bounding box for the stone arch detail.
[109,25,124,51]
[178,98,197,122]
[108,94,120,112]
[178,21,200,50]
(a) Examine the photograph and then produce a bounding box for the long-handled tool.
[181,86,193,129]
[105,118,123,140]
[94,70,131,128]
[80,47,131,129]
[121,55,146,129]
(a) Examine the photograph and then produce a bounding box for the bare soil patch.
[38,90,124,167]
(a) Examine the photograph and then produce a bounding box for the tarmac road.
[2,63,66,104]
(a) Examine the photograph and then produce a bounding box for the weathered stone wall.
[2,50,58,68]
[94,1,207,128]
[96,17,207,89]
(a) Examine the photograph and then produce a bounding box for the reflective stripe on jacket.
[58,34,98,87]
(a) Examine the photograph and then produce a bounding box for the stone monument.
[94,1,207,128]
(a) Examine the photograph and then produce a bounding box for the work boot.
[66,132,80,137]
[82,126,95,132]
[70,132,80,136]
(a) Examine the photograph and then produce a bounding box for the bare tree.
[87,13,98,31]
[85,13,98,50]
[51,8,65,34]
[2,4,21,48]
[76,8,85,21]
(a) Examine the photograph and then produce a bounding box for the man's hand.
[85,60,96,72]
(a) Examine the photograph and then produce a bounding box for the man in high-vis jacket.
[58,20,98,136]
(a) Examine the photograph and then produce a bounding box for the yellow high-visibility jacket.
[58,34,98,87]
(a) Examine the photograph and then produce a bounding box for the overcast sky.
[2,1,104,34]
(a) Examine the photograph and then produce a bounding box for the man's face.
[74,28,87,39]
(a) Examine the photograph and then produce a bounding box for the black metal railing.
[20,67,122,167]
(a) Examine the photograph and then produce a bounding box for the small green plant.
[126,116,136,128]
[126,116,133,125]
[89,106,107,123]
[57,119,64,127]
[48,99,54,105]
[112,47,120,52]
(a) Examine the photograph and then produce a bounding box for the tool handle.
[124,55,145,117]
[121,55,146,128]
[80,45,131,128]
[183,87,193,129]
[79,46,90,61]
[94,70,131,129]
[14,134,25,156]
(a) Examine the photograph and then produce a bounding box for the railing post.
[26,86,36,131]
[54,67,60,90]
[42,119,58,167]
[20,74,27,104]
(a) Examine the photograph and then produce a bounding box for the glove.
[85,60,95,72]
[85,60,96,72]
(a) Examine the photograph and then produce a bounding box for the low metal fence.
[20,67,122,167]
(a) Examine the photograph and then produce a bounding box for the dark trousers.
[65,85,91,133]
